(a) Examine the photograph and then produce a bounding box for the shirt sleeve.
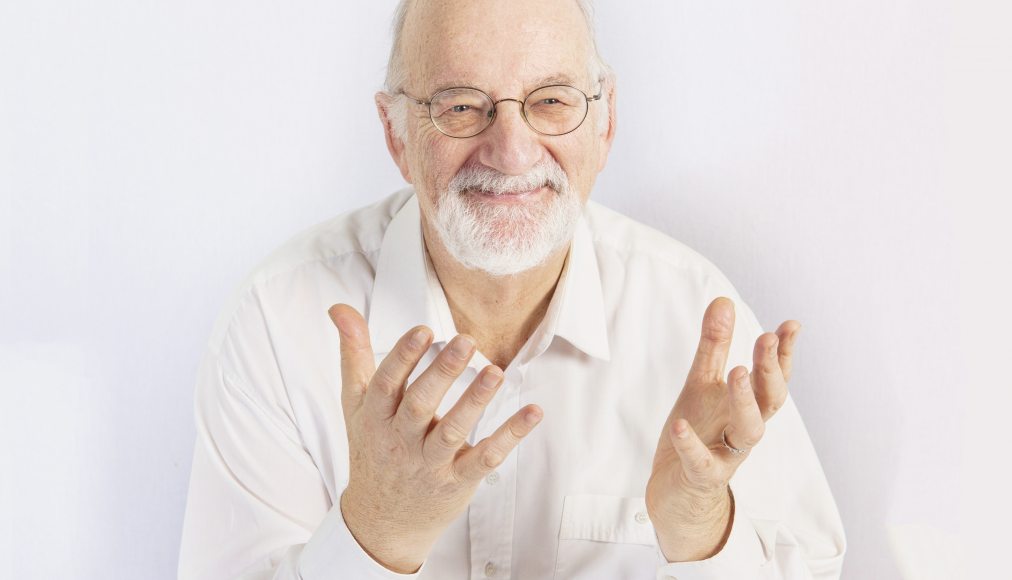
[647,398,846,578]
[177,353,425,580]
[653,486,765,579]
[653,397,846,579]
[652,290,847,580]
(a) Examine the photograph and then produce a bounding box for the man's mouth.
[467,184,550,202]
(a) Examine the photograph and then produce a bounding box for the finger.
[452,404,543,482]
[423,365,504,465]
[361,323,434,421]
[394,334,476,436]
[775,320,801,382]
[329,304,377,414]
[668,419,721,489]
[750,332,788,421]
[688,297,736,383]
[724,366,764,453]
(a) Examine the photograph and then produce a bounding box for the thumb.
[328,304,375,413]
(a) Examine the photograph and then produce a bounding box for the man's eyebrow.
[425,73,583,97]
[529,74,579,88]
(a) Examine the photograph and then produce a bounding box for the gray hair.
[382,0,613,141]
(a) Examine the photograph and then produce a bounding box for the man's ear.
[597,78,618,173]
[375,92,413,183]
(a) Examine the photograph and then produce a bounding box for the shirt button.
[634,511,650,524]
[485,471,500,485]
[484,561,496,577]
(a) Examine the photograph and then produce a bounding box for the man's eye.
[450,105,472,113]
[541,98,561,105]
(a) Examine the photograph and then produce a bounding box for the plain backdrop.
[1,1,1009,579]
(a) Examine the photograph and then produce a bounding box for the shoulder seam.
[210,245,380,357]
[218,363,305,449]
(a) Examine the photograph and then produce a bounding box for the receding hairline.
[384,0,610,93]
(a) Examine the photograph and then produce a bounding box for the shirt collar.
[368,192,610,362]
[551,214,611,361]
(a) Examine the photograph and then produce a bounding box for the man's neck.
[421,220,569,371]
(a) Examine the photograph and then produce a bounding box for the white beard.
[431,160,584,277]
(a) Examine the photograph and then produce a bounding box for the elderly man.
[178,0,845,578]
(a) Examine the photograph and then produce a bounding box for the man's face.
[381,0,616,275]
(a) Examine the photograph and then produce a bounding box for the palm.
[645,297,798,522]
[650,374,730,489]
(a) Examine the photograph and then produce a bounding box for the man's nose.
[475,99,542,176]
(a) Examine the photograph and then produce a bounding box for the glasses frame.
[400,84,603,139]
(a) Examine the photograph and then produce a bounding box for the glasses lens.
[524,85,588,135]
[429,88,494,137]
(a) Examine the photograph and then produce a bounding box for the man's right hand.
[327,304,544,574]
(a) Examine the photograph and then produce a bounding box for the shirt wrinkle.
[179,187,846,580]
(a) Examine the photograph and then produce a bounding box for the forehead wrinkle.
[424,73,584,99]
[402,0,592,95]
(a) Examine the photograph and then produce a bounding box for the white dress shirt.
[178,188,846,580]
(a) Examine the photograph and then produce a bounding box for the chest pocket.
[554,495,661,579]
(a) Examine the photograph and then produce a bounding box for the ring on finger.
[721,428,749,455]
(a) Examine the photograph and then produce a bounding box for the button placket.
[467,377,519,579]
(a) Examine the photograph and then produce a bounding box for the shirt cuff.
[653,491,766,580]
[299,497,427,580]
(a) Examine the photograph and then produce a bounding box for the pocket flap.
[559,495,658,546]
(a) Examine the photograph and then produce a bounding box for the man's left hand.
[645,297,800,562]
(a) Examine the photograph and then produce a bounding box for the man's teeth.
[476,186,544,196]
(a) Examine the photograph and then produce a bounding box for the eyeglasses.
[400,84,603,139]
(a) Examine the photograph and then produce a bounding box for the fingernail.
[739,371,751,389]
[449,335,475,359]
[409,328,430,349]
[332,315,354,338]
[524,409,542,426]
[675,421,689,438]
[480,369,502,389]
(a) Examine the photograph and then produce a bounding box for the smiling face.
[377,0,616,276]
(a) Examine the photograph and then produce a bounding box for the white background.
[1,1,1009,579]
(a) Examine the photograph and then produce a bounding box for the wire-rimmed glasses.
[400,84,603,138]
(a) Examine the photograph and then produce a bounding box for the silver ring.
[721,428,749,455]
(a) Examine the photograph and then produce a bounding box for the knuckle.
[768,340,780,357]
[434,352,463,377]
[392,343,419,366]
[697,453,715,472]
[466,387,493,409]
[481,449,503,470]
[761,357,780,376]
[765,397,785,416]
[437,420,467,448]
[777,333,794,352]
[342,376,369,397]
[371,366,402,396]
[447,461,466,485]
[505,421,525,444]
[340,340,369,357]
[688,452,714,473]
[400,394,430,421]
[742,425,764,447]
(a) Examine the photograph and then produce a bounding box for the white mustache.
[447,161,569,197]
